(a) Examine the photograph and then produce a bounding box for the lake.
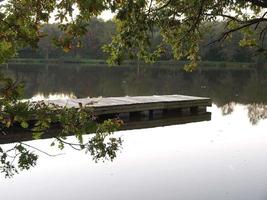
[0,64,267,200]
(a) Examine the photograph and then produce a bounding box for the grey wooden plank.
[47,99,78,108]
[45,95,211,115]
[99,95,208,105]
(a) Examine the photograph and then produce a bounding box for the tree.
[2,0,267,70]
[0,0,125,177]
[102,0,267,70]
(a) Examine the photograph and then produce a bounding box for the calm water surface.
[0,64,267,200]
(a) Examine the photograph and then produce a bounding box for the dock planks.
[47,95,211,115]
[0,95,212,144]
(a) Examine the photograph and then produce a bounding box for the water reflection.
[0,125,123,178]
[0,101,266,178]
[0,105,211,177]
[1,104,267,200]
[0,64,267,199]
[247,104,267,125]
[220,103,267,125]
[2,63,265,123]
[1,64,266,105]
[30,93,77,101]
[0,110,211,145]
[221,102,235,115]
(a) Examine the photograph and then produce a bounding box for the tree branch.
[246,0,267,8]
[20,142,64,157]
[155,0,173,11]
[55,137,84,151]
[208,16,267,45]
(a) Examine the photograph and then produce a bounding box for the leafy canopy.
[1,0,267,70]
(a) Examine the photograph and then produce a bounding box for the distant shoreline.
[2,58,259,69]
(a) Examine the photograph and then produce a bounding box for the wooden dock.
[0,95,211,144]
[47,94,211,118]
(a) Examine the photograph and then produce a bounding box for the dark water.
[0,64,267,200]
[1,64,266,105]
[2,64,266,123]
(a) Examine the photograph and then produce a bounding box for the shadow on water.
[0,109,212,145]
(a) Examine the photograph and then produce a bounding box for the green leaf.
[20,121,29,129]
[32,132,44,140]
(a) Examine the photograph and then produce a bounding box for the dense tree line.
[16,19,262,63]
[17,18,116,60]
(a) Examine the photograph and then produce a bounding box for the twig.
[20,142,64,157]
[55,137,84,151]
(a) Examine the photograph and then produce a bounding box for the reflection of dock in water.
[120,112,211,130]
[0,95,211,144]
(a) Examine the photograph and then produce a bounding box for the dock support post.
[149,110,154,120]
[190,106,199,114]
[129,111,142,120]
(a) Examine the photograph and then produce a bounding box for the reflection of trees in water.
[2,65,266,102]
[122,67,164,95]
[219,103,267,125]
[1,64,267,106]
[213,70,266,124]
[242,73,267,102]
[221,102,236,115]
[247,104,267,125]
[213,73,238,107]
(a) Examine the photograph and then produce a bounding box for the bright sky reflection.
[1,103,267,200]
